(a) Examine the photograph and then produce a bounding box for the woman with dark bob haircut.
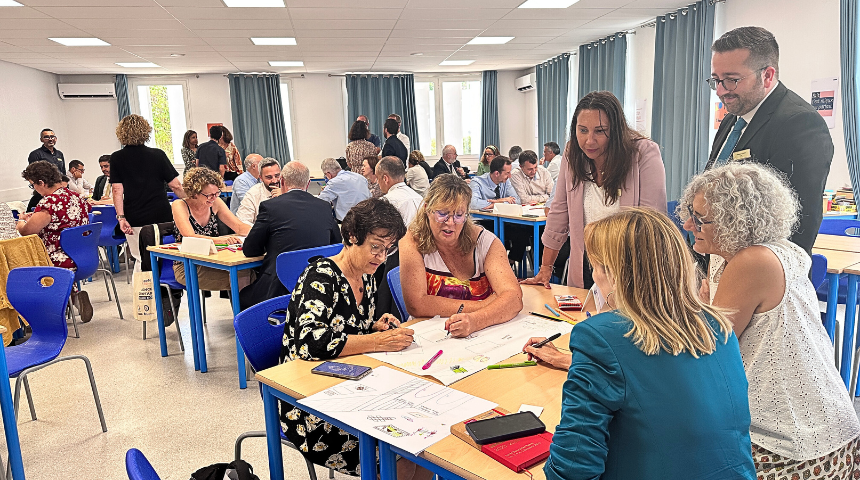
[345,120,377,173]
[278,198,431,479]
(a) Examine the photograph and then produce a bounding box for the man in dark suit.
[239,160,342,310]
[381,118,408,165]
[433,144,468,179]
[705,26,833,256]
[91,155,112,203]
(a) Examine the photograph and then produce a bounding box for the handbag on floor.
[190,459,260,480]
[133,224,160,321]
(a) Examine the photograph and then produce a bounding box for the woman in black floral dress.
[279,198,430,479]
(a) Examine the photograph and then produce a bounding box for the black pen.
[532,333,561,348]
[446,304,465,338]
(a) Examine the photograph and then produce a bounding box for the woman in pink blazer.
[522,91,666,289]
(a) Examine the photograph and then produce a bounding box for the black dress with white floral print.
[279,257,376,476]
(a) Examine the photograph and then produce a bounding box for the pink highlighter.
[422,350,443,370]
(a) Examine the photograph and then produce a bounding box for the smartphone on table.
[311,361,372,381]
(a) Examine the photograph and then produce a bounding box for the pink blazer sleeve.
[635,140,667,210]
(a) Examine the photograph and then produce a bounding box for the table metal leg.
[186,259,207,373]
[229,267,247,389]
[498,219,505,246]
[532,222,540,273]
[841,274,858,387]
[262,385,285,480]
[0,341,25,480]
[359,432,377,480]
[825,272,839,342]
[150,253,168,357]
[378,442,397,480]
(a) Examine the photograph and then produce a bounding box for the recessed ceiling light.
[410,53,424,56]
[468,36,514,45]
[169,53,185,57]
[440,60,475,66]
[251,37,296,45]
[0,0,23,6]
[116,62,160,68]
[223,0,285,6]
[518,0,580,8]
[269,61,304,67]
[49,37,110,47]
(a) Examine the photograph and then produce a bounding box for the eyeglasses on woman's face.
[369,241,398,257]
[432,210,467,224]
[200,190,221,201]
[687,204,713,232]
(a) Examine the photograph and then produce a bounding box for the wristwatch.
[116,215,125,220]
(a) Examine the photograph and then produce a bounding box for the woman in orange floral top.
[398,174,523,337]
[217,126,243,181]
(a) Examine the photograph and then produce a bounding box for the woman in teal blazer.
[527,208,755,480]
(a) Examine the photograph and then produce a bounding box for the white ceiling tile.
[285,0,408,7]
[33,6,175,18]
[293,29,390,38]
[394,19,495,30]
[0,6,50,18]
[397,8,511,21]
[165,6,292,19]
[0,18,71,29]
[288,7,400,20]
[405,0,521,7]
[499,7,613,20]
[387,29,481,39]
[22,0,153,5]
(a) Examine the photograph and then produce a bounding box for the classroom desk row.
[147,246,262,389]
[470,209,547,272]
[256,284,589,480]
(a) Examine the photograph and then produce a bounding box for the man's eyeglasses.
[687,204,713,232]
[432,210,467,224]
[705,67,767,92]
[369,242,398,257]
[42,135,57,140]
[200,191,221,201]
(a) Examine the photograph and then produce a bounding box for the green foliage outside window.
[463,136,471,155]
[149,86,173,155]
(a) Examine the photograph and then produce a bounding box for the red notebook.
[479,431,554,472]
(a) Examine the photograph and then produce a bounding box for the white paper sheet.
[298,366,496,455]
[367,313,574,385]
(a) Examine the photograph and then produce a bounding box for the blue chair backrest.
[60,223,103,282]
[224,180,234,186]
[91,205,124,243]
[125,448,162,480]
[233,295,291,372]
[157,235,181,286]
[811,254,827,289]
[387,266,409,319]
[6,267,74,354]
[276,244,344,292]
[819,219,860,237]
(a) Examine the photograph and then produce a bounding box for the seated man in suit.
[381,118,408,165]
[317,157,371,222]
[239,161,342,309]
[90,155,113,205]
[432,144,468,179]
[469,156,520,210]
[236,158,281,224]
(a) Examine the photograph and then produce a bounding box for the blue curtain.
[345,74,420,151]
[651,0,715,201]
[536,54,570,150]
[578,33,627,103]
[115,74,130,120]
[481,70,500,153]
[227,73,291,165]
[842,0,860,200]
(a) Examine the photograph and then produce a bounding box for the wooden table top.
[811,248,860,274]
[256,283,590,480]
[813,234,860,253]
[469,209,548,222]
[147,244,263,266]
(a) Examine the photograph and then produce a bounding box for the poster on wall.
[811,78,838,129]
[714,102,728,130]
[635,99,647,132]
[206,122,224,135]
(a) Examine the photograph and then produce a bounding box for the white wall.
[716,0,847,190]
[287,74,348,171]
[56,75,121,172]
[0,60,68,202]
[497,68,535,155]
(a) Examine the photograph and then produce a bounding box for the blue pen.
[545,304,562,317]
[586,311,592,318]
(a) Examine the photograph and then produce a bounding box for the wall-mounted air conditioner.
[515,73,536,92]
[57,83,116,99]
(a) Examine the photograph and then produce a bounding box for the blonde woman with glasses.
[399,174,522,337]
[536,208,755,480]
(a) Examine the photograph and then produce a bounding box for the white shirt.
[716,81,781,157]
[68,176,93,195]
[397,132,411,153]
[382,182,423,226]
[583,181,620,225]
[710,240,860,460]
[509,165,554,204]
[546,155,562,183]
[405,165,429,197]
[236,182,276,225]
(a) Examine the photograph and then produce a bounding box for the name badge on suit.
[732,149,752,161]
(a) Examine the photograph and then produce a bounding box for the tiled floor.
[0,265,345,480]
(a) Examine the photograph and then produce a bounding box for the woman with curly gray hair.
[680,162,860,479]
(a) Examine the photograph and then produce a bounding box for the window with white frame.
[415,75,482,159]
[130,80,189,165]
[279,81,297,161]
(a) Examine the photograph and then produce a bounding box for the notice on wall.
[811,78,838,129]
[635,99,647,132]
[714,102,728,130]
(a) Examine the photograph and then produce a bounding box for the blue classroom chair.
[91,205,131,283]
[4,267,107,438]
[276,244,344,292]
[125,448,161,480]
[60,223,123,337]
[819,219,860,237]
[232,295,320,480]
[386,266,409,319]
[146,234,185,352]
